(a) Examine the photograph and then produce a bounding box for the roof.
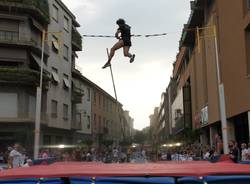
[72,69,121,105]
[1,161,250,179]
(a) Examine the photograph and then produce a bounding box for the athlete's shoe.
[130,54,135,63]
[102,61,111,69]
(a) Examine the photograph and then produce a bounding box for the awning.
[63,78,71,88]
[30,53,48,72]
[52,36,60,51]
[51,71,60,83]
[30,18,43,32]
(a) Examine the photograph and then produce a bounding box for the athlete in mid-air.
[102,18,135,69]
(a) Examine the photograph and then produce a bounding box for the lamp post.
[34,30,46,159]
[213,26,229,154]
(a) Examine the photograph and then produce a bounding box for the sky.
[62,0,191,130]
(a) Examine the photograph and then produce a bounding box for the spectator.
[112,147,119,163]
[229,140,239,163]
[215,133,223,155]
[9,143,23,168]
[241,143,248,161]
[22,159,33,167]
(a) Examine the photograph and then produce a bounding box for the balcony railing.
[72,28,82,51]
[72,84,84,103]
[0,31,18,41]
[71,120,81,130]
[0,0,49,23]
[173,115,185,135]
[0,67,50,87]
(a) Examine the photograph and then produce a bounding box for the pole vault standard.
[106,48,125,143]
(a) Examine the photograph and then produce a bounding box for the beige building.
[174,0,250,146]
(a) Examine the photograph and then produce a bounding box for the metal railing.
[0,0,49,22]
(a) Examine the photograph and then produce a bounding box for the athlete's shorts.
[122,38,131,47]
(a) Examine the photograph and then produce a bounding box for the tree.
[133,130,146,144]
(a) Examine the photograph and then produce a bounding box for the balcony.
[0,31,49,57]
[0,0,49,23]
[72,83,84,104]
[71,120,81,130]
[72,28,82,51]
[173,115,185,135]
[0,67,50,87]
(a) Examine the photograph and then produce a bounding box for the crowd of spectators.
[0,143,148,169]
[2,139,250,169]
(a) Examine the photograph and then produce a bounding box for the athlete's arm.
[115,29,120,39]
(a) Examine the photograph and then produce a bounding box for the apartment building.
[41,0,82,146]
[172,0,250,146]
[123,110,134,142]
[71,69,92,142]
[0,0,50,149]
[92,85,125,147]
[0,0,83,150]
[150,0,250,147]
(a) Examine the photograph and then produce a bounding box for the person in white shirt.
[9,143,22,168]
[112,147,119,163]
[241,143,248,161]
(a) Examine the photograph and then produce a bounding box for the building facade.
[0,0,50,150]
[92,85,122,147]
[0,0,83,151]
[150,0,250,148]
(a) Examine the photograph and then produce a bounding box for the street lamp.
[196,25,229,154]
[213,25,229,154]
[34,30,46,159]
[34,31,62,159]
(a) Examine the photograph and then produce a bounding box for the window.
[43,135,51,145]
[94,92,97,105]
[76,113,81,124]
[63,104,69,120]
[52,35,60,53]
[247,0,250,10]
[99,94,101,108]
[99,116,101,129]
[52,5,59,22]
[94,113,96,128]
[0,31,18,41]
[51,67,60,84]
[63,74,70,89]
[245,28,250,75]
[87,88,90,101]
[55,136,62,144]
[87,115,91,129]
[51,100,58,118]
[63,44,69,61]
[64,16,69,31]
[0,19,19,41]
[103,97,105,110]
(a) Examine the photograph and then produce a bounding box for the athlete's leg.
[123,46,135,63]
[123,46,132,58]
[102,40,124,69]
[108,40,124,62]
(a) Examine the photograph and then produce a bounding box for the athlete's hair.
[116,18,125,25]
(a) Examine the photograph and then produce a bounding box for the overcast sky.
[62,0,191,130]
